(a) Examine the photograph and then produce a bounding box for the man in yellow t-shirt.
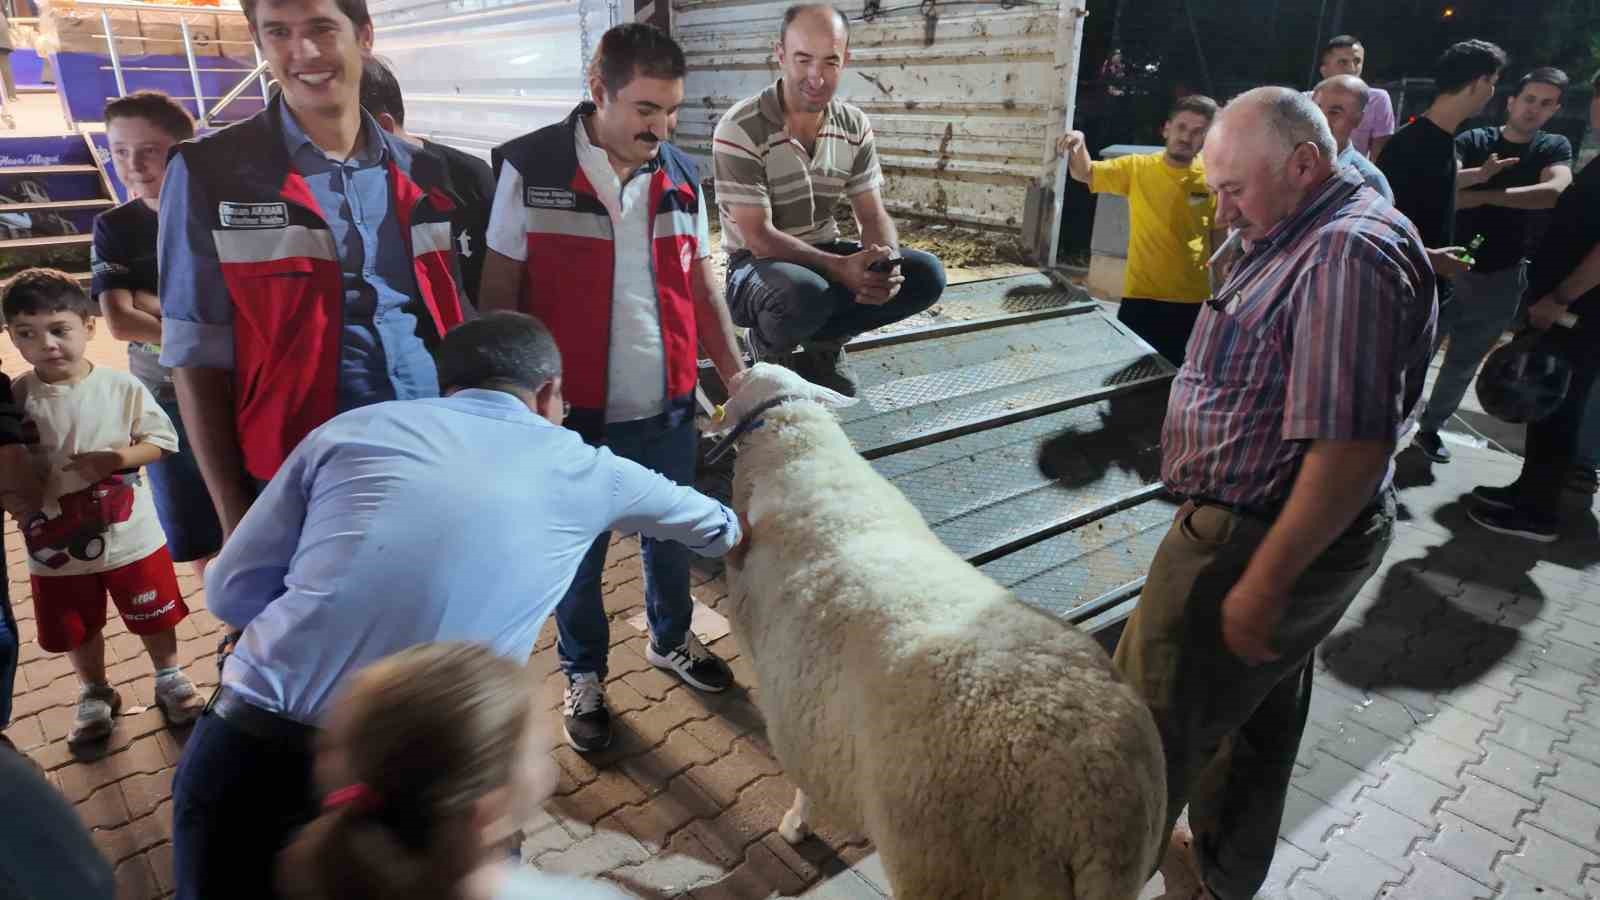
[1060,96,1219,366]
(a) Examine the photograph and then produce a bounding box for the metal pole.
[179,18,208,126]
[254,41,270,104]
[102,10,128,97]
[207,59,269,124]
[1047,0,1090,271]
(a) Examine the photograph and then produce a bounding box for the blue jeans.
[172,712,315,900]
[1419,263,1527,434]
[147,389,224,563]
[725,242,947,349]
[555,413,697,677]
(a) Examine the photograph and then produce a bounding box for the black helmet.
[1475,332,1573,424]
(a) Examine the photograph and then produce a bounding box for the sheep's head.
[709,362,857,437]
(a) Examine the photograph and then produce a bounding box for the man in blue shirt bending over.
[169,312,742,900]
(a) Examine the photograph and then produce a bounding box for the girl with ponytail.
[277,642,631,900]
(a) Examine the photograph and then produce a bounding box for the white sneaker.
[155,671,206,725]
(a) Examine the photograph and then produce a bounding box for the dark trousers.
[172,711,316,900]
[1112,496,1393,899]
[1,567,16,729]
[725,241,947,351]
[1117,298,1203,368]
[554,413,698,678]
[1510,323,1600,516]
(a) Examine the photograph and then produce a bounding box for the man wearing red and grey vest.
[158,0,468,547]
[478,23,747,753]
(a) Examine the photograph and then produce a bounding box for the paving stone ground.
[5,321,1600,899]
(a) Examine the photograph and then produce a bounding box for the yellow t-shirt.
[1090,153,1216,303]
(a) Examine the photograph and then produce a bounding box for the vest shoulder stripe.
[212,225,337,265]
[525,206,612,242]
[410,220,453,256]
[652,209,699,242]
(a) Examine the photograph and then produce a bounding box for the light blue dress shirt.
[1341,143,1394,204]
[206,389,740,724]
[158,106,439,409]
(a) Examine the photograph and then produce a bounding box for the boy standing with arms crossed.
[3,269,206,746]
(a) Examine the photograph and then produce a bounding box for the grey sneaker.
[561,673,611,752]
[794,341,860,398]
[69,684,121,745]
[155,671,206,726]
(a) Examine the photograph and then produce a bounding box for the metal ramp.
[702,271,1177,633]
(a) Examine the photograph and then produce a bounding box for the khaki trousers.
[1113,494,1393,898]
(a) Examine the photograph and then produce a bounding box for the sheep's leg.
[778,789,810,844]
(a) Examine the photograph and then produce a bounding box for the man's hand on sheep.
[835,244,905,306]
[727,511,753,567]
[1219,582,1285,666]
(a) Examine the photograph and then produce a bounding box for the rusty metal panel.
[368,0,614,160]
[670,0,1086,237]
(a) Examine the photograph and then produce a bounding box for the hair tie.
[323,783,381,814]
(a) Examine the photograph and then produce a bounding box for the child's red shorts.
[29,546,187,652]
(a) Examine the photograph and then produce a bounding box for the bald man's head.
[776,4,850,114]
[1313,74,1370,150]
[1205,87,1339,240]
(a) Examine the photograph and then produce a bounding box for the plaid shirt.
[1161,168,1437,508]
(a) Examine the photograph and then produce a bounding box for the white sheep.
[713,363,1168,900]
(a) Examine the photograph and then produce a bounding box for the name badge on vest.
[218,202,289,229]
[525,186,576,209]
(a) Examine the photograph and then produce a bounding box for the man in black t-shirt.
[360,56,495,304]
[1378,39,1506,323]
[1468,72,1600,541]
[1411,68,1574,463]
[93,91,225,574]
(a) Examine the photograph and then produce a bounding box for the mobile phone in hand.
[867,255,902,274]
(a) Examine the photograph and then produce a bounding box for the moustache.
[636,132,661,145]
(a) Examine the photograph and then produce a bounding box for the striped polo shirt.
[1161,168,1438,508]
[712,80,883,253]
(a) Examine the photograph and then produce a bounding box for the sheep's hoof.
[778,815,808,845]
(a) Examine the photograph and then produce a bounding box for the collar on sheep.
[703,394,809,465]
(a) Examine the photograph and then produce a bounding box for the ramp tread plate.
[842,313,1173,456]
[869,386,1169,561]
[980,499,1178,621]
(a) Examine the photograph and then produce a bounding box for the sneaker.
[1467,505,1559,542]
[1413,429,1451,463]
[154,671,206,726]
[794,341,860,398]
[645,633,734,693]
[1568,466,1599,496]
[69,684,121,745]
[745,327,797,368]
[561,673,611,753]
[1469,484,1520,511]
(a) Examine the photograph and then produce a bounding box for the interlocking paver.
[1418,810,1518,891]
[1495,823,1596,896]
[1438,774,1539,842]
[1499,684,1584,733]
[1291,747,1382,810]
[1360,761,1460,828]
[1545,750,1600,807]
[1467,740,1557,802]
[1280,785,1356,860]
[1383,854,1496,899]
[1337,794,1434,868]
[1522,787,1600,855]
[1490,709,1573,765]
[1290,836,1406,900]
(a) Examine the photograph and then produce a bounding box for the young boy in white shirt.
[2,268,206,745]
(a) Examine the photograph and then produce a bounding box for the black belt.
[206,685,316,748]
[1179,488,1393,530]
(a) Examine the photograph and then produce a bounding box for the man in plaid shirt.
[1115,87,1437,899]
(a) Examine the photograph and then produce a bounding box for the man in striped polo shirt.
[1115,88,1435,899]
[712,3,946,397]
